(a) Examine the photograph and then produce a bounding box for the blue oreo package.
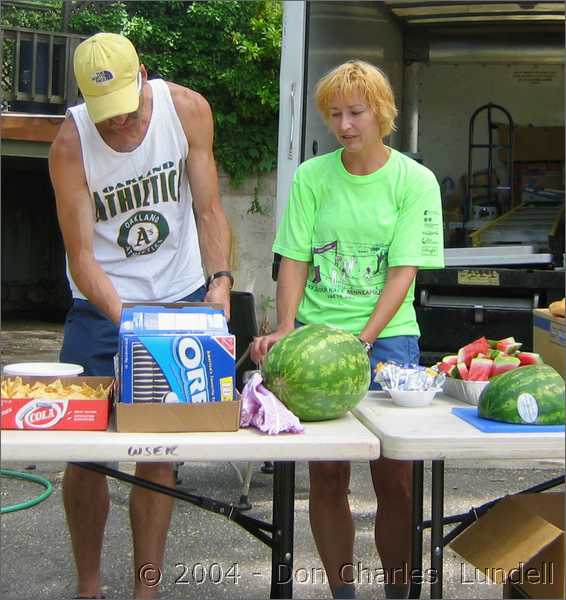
[119,303,235,404]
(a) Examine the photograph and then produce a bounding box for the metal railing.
[1,26,87,112]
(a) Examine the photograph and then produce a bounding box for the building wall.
[1,156,278,330]
[219,170,277,332]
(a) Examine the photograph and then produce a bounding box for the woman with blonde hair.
[252,60,444,599]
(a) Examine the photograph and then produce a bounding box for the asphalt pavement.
[1,322,564,599]
[1,458,564,599]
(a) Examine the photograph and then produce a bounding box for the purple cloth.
[240,373,304,435]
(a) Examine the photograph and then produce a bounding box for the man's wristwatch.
[358,338,372,354]
[206,271,234,289]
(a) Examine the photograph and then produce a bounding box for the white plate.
[2,362,84,377]
[388,388,442,408]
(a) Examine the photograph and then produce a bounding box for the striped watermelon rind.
[478,364,565,425]
[261,324,371,421]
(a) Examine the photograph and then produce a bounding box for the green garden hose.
[0,468,53,513]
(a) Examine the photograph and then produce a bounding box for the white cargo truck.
[274,1,565,363]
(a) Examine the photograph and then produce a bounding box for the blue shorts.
[60,286,207,376]
[368,335,420,390]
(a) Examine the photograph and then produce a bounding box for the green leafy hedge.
[3,1,282,186]
[1,1,63,31]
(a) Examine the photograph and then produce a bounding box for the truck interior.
[276,1,565,363]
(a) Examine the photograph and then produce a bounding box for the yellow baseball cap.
[74,33,140,124]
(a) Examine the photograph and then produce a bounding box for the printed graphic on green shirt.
[308,240,389,299]
[272,148,445,336]
[421,208,442,257]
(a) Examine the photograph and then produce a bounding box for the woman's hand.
[250,326,293,366]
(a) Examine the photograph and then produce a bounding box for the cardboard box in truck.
[533,309,566,377]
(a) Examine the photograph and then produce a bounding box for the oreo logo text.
[176,337,208,403]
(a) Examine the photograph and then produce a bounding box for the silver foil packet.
[374,361,446,391]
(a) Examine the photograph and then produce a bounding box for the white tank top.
[67,79,205,303]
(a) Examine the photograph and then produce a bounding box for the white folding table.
[1,412,380,599]
[354,391,565,599]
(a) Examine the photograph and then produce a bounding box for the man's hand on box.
[205,281,231,321]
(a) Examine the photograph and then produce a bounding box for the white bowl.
[443,378,489,406]
[388,388,442,408]
[2,362,84,377]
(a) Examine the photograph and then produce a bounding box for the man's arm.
[48,118,123,324]
[169,83,232,319]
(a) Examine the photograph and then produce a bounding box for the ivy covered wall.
[2,0,282,186]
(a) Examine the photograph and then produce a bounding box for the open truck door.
[274,1,406,278]
[275,1,404,229]
[275,1,564,366]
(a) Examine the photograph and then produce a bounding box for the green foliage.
[66,1,129,33]
[67,0,282,186]
[2,0,282,187]
[247,178,268,216]
[1,1,63,30]
[259,294,275,335]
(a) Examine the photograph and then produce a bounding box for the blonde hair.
[314,60,398,137]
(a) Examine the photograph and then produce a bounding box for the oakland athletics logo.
[117,210,170,258]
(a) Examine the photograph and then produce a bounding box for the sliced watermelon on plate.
[454,362,470,380]
[490,355,521,377]
[467,357,493,381]
[495,336,522,355]
[442,355,459,366]
[457,337,490,367]
[438,355,458,373]
[516,351,543,366]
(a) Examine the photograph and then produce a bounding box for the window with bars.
[1,26,86,113]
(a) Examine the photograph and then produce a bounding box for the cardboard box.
[115,398,241,433]
[512,161,564,205]
[1,376,112,430]
[116,302,240,433]
[451,493,564,599]
[533,309,565,376]
[498,126,565,163]
[119,302,235,404]
[520,172,564,193]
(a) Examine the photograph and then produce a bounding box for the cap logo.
[91,70,115,85]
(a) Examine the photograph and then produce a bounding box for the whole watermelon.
[261,324,371,421]
[478,364,565,425]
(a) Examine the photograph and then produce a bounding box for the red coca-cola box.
[1,376,113,431]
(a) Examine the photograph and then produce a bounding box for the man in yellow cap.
[49,32,233,599]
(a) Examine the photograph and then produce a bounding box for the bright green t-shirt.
[273,148,445,337]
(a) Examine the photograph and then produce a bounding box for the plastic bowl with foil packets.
[374,362,446,407]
